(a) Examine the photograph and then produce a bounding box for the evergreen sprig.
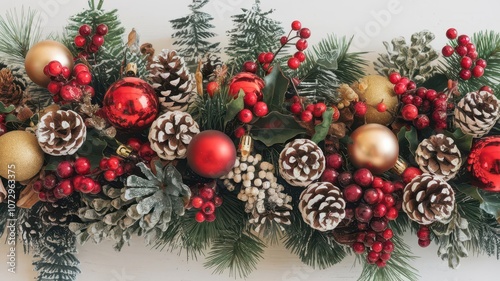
[191,90,230,132]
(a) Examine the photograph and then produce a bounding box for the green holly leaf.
[454,183,483,202]
[251,111,306,147]
[0,102,15,114]
[77,129,108,168]
[443,128,473,153]
[224,90,245,127]
[397,126,418,158]
[477,189,500,220]
[263,66,289,112]
[311,108,333,144]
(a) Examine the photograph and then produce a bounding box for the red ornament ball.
[468,136,500,192]
[228,72,265,99]
[186,130,237,178]
[103,77,159,130]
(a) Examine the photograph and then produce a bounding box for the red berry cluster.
[45,62,95,103]
[32,157,100,202]
[237,95,269,123]
[352,229,395,268]
[99,156,133,182]
[190,185,223,223]
[442,28,487,80]
[125,138,158,163]
[416,225,432,247]
[289,96,339,123]
[74,24,108,59]
[389,72,452,130]
[0,114,8,137]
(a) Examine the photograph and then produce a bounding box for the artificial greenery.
[170,0,220,72]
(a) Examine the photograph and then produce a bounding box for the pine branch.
[191,89,230,132]
[283,207,347,269]
[0,8,44,64]
[439,30,500,97]
[357,235,419,281]
[297,35,367,103]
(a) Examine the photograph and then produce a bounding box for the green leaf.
[164,165,191,197]
[77,130,108,168]
[478,189,500,220]
[263,66,289,112]
[454,183,483,202]
[311,108,333,144]
[4,113,20,123]
[443,128,474,153]
[397,126,418,158]
[223,90,244,127]
[251,111,306,147]
[0,102,15,114]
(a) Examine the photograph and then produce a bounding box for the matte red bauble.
[468,136,500,192]
[103,77,159,130]
[186,130,237,178]
[228,72,265,99]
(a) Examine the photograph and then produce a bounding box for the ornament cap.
[117,144,133,158]
[125,63,138,77]
[239,134,253,158]
[390,156,408,175]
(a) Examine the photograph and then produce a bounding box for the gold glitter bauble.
[0,131,44,181]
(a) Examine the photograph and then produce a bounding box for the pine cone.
[201,54,223,82]
[149,49,196,112]
[0,68,24,106]
[249,208,291,233]
[402,173,455,225]
[299,182,346,231]
[454,90,500,138]
[36,110,87,156]
[279,139,326,187]
[148,111,200,160]
[415,134,462,180]
[40,197,78,227]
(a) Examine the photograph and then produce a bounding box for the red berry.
[367,251,380,262]
[376,101,387,112]
[466,43,476,52]
[373,203,387,218]
[280,36,288,45]
[92,35,105,47]
[401,94,414,105]
[76,71,92,85]
[476,59,487,68]
[370,218,388,232]
[300,110,313,122]
[79,177,96,193]
[107,157,121,171]
[455,45,468,57]
[61,67,71,80]
[202,201,216,215]
[417,226,431,240]
[295,39,308,51]
[382,240,394,253]
[243,92,258,107]
[412,114,429,130]
[205,213,216,222]
[326,153,343,170]
[79,24,92,36]
[47,60,63,77]
[388,72,401,84]
[382,229,394,240]
[74,35,87,48]
[472,65,485,78]
[91,182,102,194]
[234,126,246,138]
[433,98,447,111]
[242,61,257,73]
[60,85,83,101]
[418,239,431,247]
[126,138,142,151]
[321,168,339,184]
[253,101,268,117]
[199,187,215,200]
[354,102,367,117]
[352,242,365,254]
[96,24,108,36]
[33,180,44,192]
[47,81,63,95]
[355,204,373,223]
[104,170,116,181]
[57,161,74,179]
[412,96,423,107]
[290,102,302,115]
[238,109,253,123]
[372,241,383,253]
[294,51,306,62]
[195,211,206,223]
[381,181,394,194]
[257,52,266,64]
[460,56,473,69]
[58,179,74,196]
[402,167,423,184]
[338,172,353,187]
[214,196,223,207]
[401,104,418,121]
[480,85,493,93]
[74,157,91,175]
[191,196,204,209]
[372,177,384,189]
[363,188,380,205]
[432,110,447,123]
[344,184,363,202]
[99,158,109,170]
[138,143,156,161]
[287,57,300,70]
[407,81,416,90]
[313,102,327,118]
[38,191,48,201]
[457,34,470,46]
[354,168,373,187]
[73,63,89,75]
[385,207,398,220]
[446,28,458,39]
[291,20,302,31]
[299,28,311,39]
[442,45,454,57]
[206,81,219,97]
[380,252,391,261]
[264,52,274,63]
[393,82,407,95]
[43,174,57,190]
[331,105,340,122]
[425,89,438,101]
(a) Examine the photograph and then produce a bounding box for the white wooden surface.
[1,0,500,280]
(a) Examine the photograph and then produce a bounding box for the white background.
[1,0,500,280]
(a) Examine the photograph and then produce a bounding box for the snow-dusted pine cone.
[279,139,326,187]
[201,54,223,82]
[36,110,87,156]
[299,182,346,232]
[454,90,500,138]
[402,173,455,225]
[149,49,196,112]
[415,134,462,180]
[0,68,24,106]
[148,111,200,160]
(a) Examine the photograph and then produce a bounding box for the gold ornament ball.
[347,124,399,174]
[351,75,398,125]
[0,131,45,182]
[24,40,74,87]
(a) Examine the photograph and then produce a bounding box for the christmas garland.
[0,1,500,281]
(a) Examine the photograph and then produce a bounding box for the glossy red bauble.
[468,136,500,192]
[103,77,159,130]
[186,130,237,178]
[228,72,265,99]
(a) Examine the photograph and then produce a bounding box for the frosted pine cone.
[454,90,500,138]
[402,173,455,225]
[148,111,200,160]
[299,182,346,231]
[149,49,196,112]
[0,68,24,106]
[36,110,86,156]
[279,139,326,187]
[415,134,462,180]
